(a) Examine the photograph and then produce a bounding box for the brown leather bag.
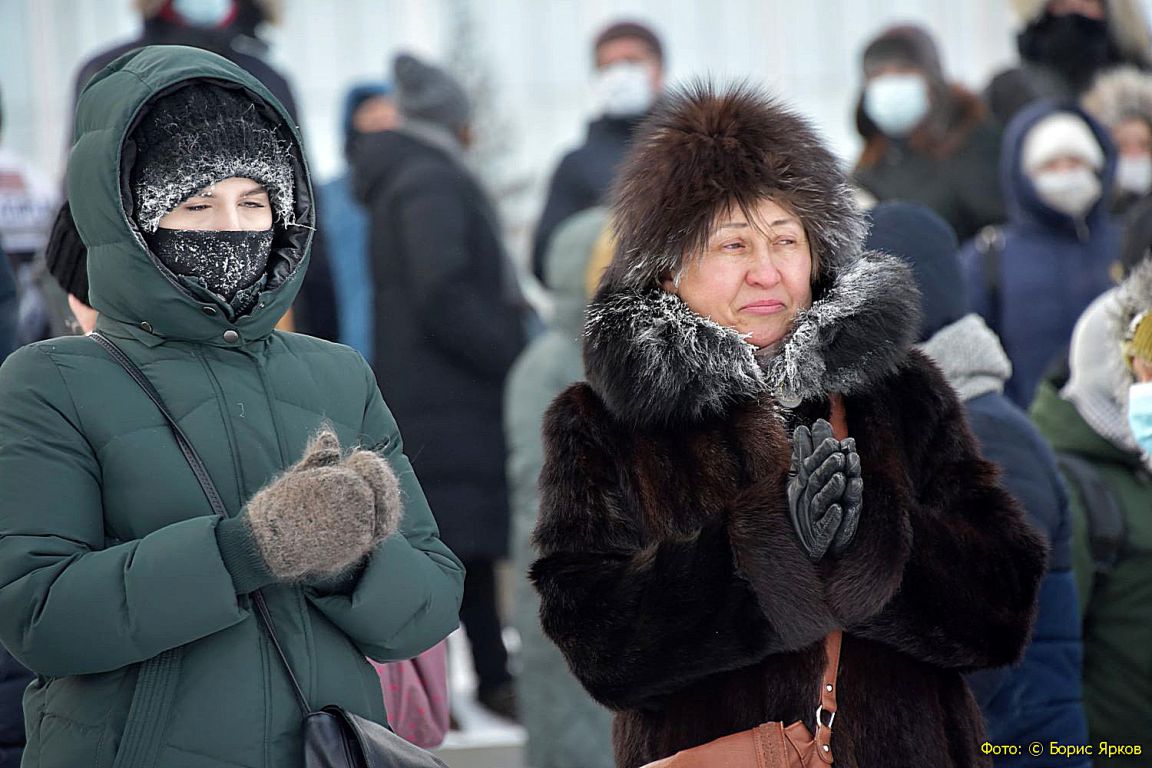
[641,630,842,768]
[643,396,850,768]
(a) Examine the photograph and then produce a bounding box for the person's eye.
[241,200,268,209]
[184,203,210,212]
[721,240,745,251]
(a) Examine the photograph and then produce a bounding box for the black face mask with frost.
[146,228,273,302]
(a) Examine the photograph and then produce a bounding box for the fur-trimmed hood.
[584,81,920,430]
[584,250,920,429]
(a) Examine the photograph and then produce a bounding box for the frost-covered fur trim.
[583,251,919,427]
[584,290,766,429]
[918,313,1012,402]
[760,251,921,405]
[1117,255,1152,338]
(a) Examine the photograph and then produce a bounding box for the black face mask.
[1018,12,1117,90]
[146,228,273,301]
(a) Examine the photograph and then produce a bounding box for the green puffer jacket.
[0,46,464,768]
[505,207,613,768]
[1031,380,1152,765]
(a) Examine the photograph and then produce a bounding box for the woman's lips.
[740,300,785,315]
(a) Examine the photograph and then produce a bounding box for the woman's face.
[157,176,273,231]
[665,197,813,348]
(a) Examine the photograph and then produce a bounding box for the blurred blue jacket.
[318,82,391,361]
[959,100,1119,409]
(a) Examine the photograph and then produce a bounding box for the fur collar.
[584,251,921,429]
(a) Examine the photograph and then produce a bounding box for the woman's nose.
[746,253,782,287]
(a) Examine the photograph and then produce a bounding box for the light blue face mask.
[171,0,234,27]
[864,74,930,137]
[1128,381,1152,454]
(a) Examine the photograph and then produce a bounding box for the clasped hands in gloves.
[244,428,403,581]
[788,419,862,562]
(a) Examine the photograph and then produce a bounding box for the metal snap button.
[202,306,217,316]
[139,321,153,333]
[223,330,240,343]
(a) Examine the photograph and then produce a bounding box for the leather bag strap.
[90,331,312,717]
[813,630,842,764]
[816,392,849,765]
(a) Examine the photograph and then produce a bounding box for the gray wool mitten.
[215,428,405,592]
[343,448,404,540]
[244,429,377,581]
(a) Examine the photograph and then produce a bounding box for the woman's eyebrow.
[240,185,268,197]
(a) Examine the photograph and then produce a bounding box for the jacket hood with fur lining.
[584,83,921,430]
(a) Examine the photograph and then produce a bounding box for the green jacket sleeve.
[305,360,464,662]
[0,346,247,676]
[1063,481,1095,617]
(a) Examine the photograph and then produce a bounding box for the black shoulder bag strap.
[90,331,312,717]
[976,225,1004,337]
[1056,451,1128,577]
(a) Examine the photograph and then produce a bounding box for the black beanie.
[129,83,295,233]
[865,201,964,343]
[45,202,90,305]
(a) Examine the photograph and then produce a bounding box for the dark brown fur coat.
[530,283,1047,768]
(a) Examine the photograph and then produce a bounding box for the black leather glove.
[830,437,863,556]
[787,419,863,561]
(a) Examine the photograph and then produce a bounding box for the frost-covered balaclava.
[130,83,295,303]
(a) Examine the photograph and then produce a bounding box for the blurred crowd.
[3,0,1152,766]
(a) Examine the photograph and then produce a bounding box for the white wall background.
[1,0,1024,261]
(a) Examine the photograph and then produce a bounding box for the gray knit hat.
[129,83,296,233]
[392,53,471,131]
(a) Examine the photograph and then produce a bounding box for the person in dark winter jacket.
[1119,193,1152,276]
[960,101,1119,408]
[529,82,1047,768]
[530,20,664,280]
[985,0,1152,126]
[352,53,527,721]
[0,46,463,768]
[318,82,396,361]
[506,207,614,768]
[853,25,1005,242]
[73,0,298,121]
[868,201,1090,767]
[1031,263,1152,766]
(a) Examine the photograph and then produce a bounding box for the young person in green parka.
[0,45,464,768]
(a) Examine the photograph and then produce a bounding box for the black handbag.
[91,331,451,768]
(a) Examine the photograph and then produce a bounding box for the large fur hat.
[1011,0,1152,67]
[586,81,919,427]
[1083,65,1152,127]
[602,82,867,297]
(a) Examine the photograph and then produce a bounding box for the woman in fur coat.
[528,83,1049,768]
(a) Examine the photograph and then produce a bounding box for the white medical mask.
[1032,166,1102,217]
[1116,155,1152,195]
[171,0,234,27]
[863,74,930,137]
[595,62,655,118]
[1128,381,1152,454]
